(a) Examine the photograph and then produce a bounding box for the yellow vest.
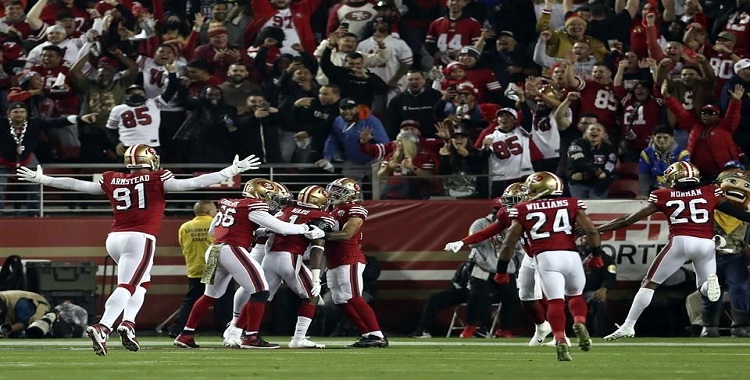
[178,215,215,278]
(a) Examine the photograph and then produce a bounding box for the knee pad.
[249,290,270,303]
[139,281,151,290]
[118,283,136,295]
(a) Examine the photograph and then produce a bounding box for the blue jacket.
[638,144,690,188]
[324,115,389,165]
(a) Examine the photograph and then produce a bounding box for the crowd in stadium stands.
[2,0,750,204]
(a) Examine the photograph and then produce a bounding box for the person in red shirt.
[495,171,603,361]
[194,25,241,82]
[457,46,502,103]
[15,144,263,355]
[613,60,663,162]
[183,59,223,97]
[425,0,481,65]
[377,129,438,199]
[1,0,45,41]
[598,161,750,341]
[38,0,89,34]
[564,61,619,138]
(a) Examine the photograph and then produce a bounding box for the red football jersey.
[425,16,482,54]
[648,184,723,240]
[509,197,585,257]
[270,205,335,255]
[619,96,663,152]
[463,67,502,103]
[30,64,77,116]
[326,203,368,268]
[575,80,618,135]
[213,198,269,248]
[99,170,173,237]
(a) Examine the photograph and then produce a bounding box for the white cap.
[734,58,750,74]
[496,107,518,119]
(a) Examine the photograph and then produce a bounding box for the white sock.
[122,286,147,323]
[293,316,312,340]
[624,288,655,328]
[699,281,709,297]
[100,287,132,330]
[367,331,384,338]
[231,288,251,326]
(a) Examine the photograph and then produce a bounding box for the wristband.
[311,269,321,280]
[591,246,604,257]
[496,259,510,273]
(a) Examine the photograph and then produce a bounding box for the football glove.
[254,227,268,238]
[16,165,52,185]
[316,159,335,173]
[303,225,325,240]
[587,247,605,269]
[493,273,510,285]
[220,155,262,177]
[310,279,322,297]
[444,241,464,253]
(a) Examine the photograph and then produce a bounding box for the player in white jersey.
[106,65,178,155]
[480,107,541,197]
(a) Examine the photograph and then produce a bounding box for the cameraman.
[0,290,51,338]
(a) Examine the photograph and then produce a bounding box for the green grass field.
[0,337,747,380]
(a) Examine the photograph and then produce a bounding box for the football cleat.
[706,274,721,302]
[222,325,243,348]
[603,323,635,341]
[572,323,592,351]
[529,321,552,347]
[701,326,720,337]
[556,342,572,361]
[288,338,326,349]
[542,336,571,347]
[174,333,200,349]
[117,321,140,352]
[240,334,279,349]
[85,324,110,356]
[494,329,515,338]
[351,334,389,348]
[408,330,432,339]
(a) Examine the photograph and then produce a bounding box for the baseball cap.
[734,58,750,73]
[653,125,674,135]
[496,107,518,119]
[456,82,477,94]
[718,31,737,42]
[701,104,720,114]
[459,46,480,59]
[498,30,515,38]
[339,98,358,108]
[8,102,27,111]
[400,119,421,131]
[451,128,469,137]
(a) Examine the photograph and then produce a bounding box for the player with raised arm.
[444,183,554,346]
[173,179,325,350]
[495,172,603,361]
[322,178,388,348]
[222,182,292,348]
[15,145,262,356]
[262,185,335,349]
[599,162,750,341]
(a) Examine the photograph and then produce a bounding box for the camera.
[341,21,350,31]
[26,311,58,338]
[0,323,11,334]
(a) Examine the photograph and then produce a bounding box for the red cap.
[98,56,120,69]
[701,104,720,113]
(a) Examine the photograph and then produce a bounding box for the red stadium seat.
[616,162,639,180]
[608,179,639,199]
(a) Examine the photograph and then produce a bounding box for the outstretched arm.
[248,210,310,235]
[717,201,750,223]
[324,217,363,241]
[16,165,104,195]
[497,221,523,263]
[597,203,659,232]
[163,155,261,192]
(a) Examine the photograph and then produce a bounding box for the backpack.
[0,255,25,291]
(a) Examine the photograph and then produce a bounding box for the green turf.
[0,337,747,380]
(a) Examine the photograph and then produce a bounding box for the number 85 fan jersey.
[106,97,167,148]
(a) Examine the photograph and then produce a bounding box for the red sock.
[337,302,368,334]
[521,300,547,325]
[567,295,588,324]
[244,301,266,333]
[298,302,316,319]
[348,296,381,333]
[546,298,566,341]
[184,295,215,331]
[237,303,248,330]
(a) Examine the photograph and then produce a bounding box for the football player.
[222,182,292,347]
[445,183,554,346]
[16,145,263,356]
[173,179,325,350]
[598,162,750,341]
[106,63,178,156]
[321,178,388,347]
[262,185,335,348]
[495,171,603,361]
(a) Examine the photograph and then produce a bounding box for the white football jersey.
[532,108,569,159]
[136,56,185,110]
[106,97,166,147]
[262,8,301,56]
[485,127,535,181]
[357,35,413,84]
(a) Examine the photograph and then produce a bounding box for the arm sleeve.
[46,177,105,195]
[248,210,309,235]
[163,171,227,192]
[461,221,505,245]
[716,201,750,223]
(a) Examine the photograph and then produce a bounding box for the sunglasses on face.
[701,110,718,115]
